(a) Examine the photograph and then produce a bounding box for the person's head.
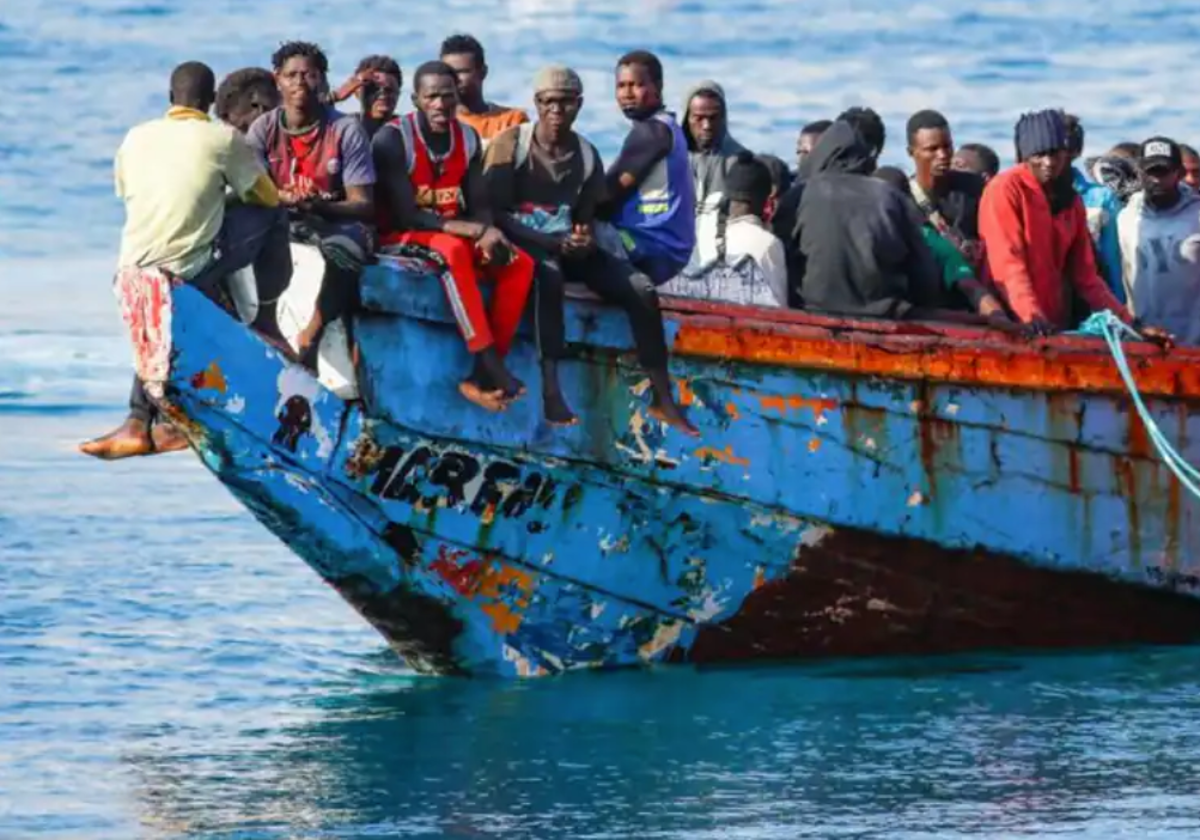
[755,153,792,197]
[1062,113,1085,162]
[836,107,885,168]
[1181,144,1200,190]
[532,65,583,138]
[215,67,278,133]
[271,41,328,114]
[724,151,773,219]
[411,60,459,133]
[1091,155,1141,203]
[872,165,912,196]
[1138,137,1184,208]
[1108,141,1140,160]
[796,119,832,167]
[754,153,791,222]
[1014,109,1070,186]
[685,85,726,152]
[906,109,953,184]
[355,54,402,122]
[169,61,216,112]
[439,34,487,106]
[952,143,1000,181]
[615,50,663,117]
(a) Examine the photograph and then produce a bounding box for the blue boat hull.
[151,258,1200,677]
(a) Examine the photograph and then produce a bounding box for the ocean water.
[4,1,1200,837]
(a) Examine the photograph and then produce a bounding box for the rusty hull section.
[686,529,1200,665]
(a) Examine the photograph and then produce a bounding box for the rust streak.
[1067,447,1082,494]
[1128,411,1151,460]
[758,394,839,420]
[694,445,751,467]
[1113,456,1142,567]
[190,361,227,394]
[671,319,1196,399]
[678,378,697,407]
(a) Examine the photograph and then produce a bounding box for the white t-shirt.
[664,215,788,307]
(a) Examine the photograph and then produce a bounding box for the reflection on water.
[125,651,1200,839]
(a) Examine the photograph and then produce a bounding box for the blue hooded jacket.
[1072,166,1125,303]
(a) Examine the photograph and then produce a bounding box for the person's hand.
[332,72,369,103]
[976,293,1010,322]
[476,227,513,265]
[1139,324,1175,349]
[561,223,596,258]
[279,189,308,208]
[1024,317,1058,338]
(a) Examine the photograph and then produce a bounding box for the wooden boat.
[124,248,1200,677]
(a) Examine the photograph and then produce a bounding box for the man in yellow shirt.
[81,61,292,461]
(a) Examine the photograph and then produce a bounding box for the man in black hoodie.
[788,120,941,318]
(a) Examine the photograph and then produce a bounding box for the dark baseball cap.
[1139,137,1183,171]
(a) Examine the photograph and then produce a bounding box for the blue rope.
[1091,310,1200,498]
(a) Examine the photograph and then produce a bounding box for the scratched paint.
[145,258,1200,677]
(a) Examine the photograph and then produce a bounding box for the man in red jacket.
[979,110,1133,332]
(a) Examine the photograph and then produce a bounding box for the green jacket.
[921,224,975,289]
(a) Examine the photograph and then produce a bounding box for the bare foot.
[459,380,507,412]
[649,400,700,437]
[543,390,578,427]
[78,417,154,460]
[150,422,190,454]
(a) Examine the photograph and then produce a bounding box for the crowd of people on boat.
[82,37,1193,459]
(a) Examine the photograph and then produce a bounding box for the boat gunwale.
[368,257,1200,400]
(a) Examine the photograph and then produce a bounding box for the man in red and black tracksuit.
[372,60,534,410]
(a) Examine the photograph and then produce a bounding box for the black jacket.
[779,121,941,318]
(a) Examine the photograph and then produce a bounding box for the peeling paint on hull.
[145,259,1200,677]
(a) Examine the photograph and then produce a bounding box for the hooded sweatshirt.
[979,164,1131,328]
[682,81,747,267]
[1118,187,1200,344]
[1072,165,1125,302]
[793,121,941,318]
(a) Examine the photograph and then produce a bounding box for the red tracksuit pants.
[388,230,534,356]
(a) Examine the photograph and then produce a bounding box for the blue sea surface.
[5,1,1200,837]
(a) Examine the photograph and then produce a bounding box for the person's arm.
[457,126,513,259]
[979,178,1049,324]
[113,142,126,199]
[225,131,279,208]
[1098,190,1126,303]
[572,142,605,227]
[597,118,673,218]
[244,113,272,170]
[762,234,789,307]
[1068,203,1133,323]
[898,199,942,308]
[308,120,374,222]
[481,129,564,255]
